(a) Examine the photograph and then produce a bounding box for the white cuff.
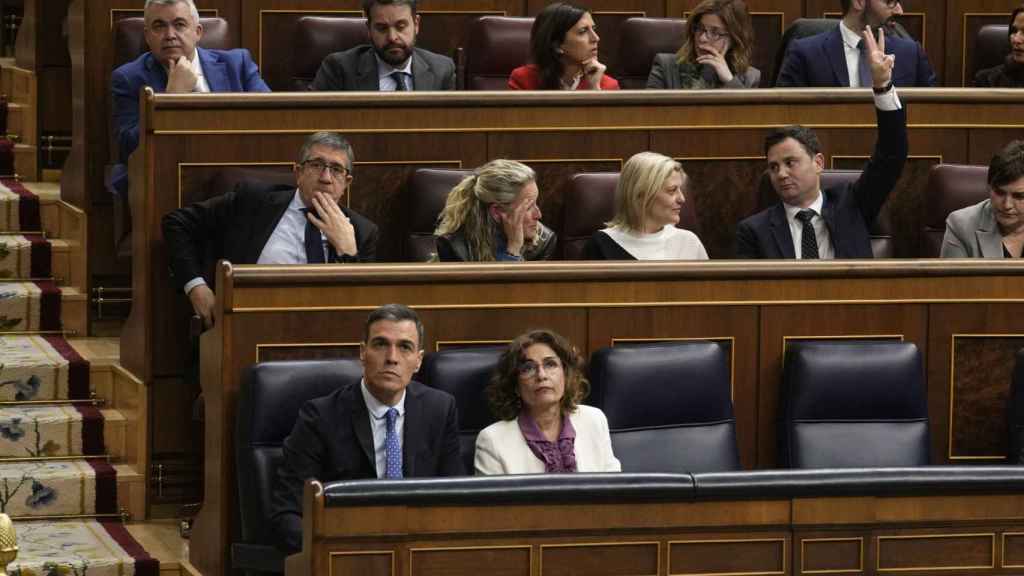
[183,277,207,295]
[873,86,901,111]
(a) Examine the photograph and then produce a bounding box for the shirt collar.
[375,52,414,81]
[288,189,306,211]
[839,20,863,52]
[784,190,825,220]
[360,378,406,419]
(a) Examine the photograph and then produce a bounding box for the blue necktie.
[384,407,402,479]
[392,71,409,91]
[300,208,325,264]
[856,39,873,88]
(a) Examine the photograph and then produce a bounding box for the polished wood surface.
[288,481,1024,576]
[185,258,1024,576]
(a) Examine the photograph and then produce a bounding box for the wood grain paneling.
[668,538,786,575]
[799,536,864,574]
[411,546,530,576]
[540,542,658,576]
[876,533,995,571]
[948,0,1019,86]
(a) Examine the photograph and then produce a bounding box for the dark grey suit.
[646,53,761,89]
[270,380,464,553]
[310,44,455,91]
[941,199,1006,258]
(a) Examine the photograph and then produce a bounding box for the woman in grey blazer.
[942,140,1024,258]
[647,0,760,89]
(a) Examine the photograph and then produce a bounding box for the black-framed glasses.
[302,158,349,179]
[881,0,901,7]
[695,25,729,42]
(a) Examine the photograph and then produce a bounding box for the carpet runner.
[0,170,159,571]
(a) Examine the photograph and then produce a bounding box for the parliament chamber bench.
[288,469,1024,576]
[185,259,1024,575]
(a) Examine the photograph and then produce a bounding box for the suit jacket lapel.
[356,50,381,91]
[769,204,796,258]
[824,27,851,86]
[143,54,169,92]
[821,192,840,256]
[402,383,421,477]
[350,385,376,472]
[976,203,1005,258]
[198,48,229,92]
[248,186,294,263]
[411,50,435,90]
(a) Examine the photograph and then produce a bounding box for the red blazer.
[508,64,620,90]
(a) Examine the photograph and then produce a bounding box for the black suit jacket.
[310,44,456,91]
[162,181,379,292]
[735,106,907,259]
[270,380,464,553]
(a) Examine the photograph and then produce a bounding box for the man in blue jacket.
[110,0,270,194]
[776,0,935,88]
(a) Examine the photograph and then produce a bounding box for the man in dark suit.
[736,27,908,259]
[271,304,464,554]
[776,0,935,88]
[310,0,455,91]
[111,0,270,169]
[162,132,379,328]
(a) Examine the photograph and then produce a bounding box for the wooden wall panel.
[948,0,1019,86]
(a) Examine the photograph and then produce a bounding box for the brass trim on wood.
[255,341,362,362]
[540,541,659,576]
[799,537,864,575]
[327,549,395,576]
[947,333,1024,461]
[433,339,510,352]
[875,532,995,572]
[962,12,1010,85]
[409,544,532,576]
[1002,532,1024,568]
[667,537,787,576]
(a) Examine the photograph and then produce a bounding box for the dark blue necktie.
[301,208,325,264]
[384,407,402,478]
[856,39,873,88]
[392,71,409,91]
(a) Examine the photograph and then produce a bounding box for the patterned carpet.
[0,181,158,574]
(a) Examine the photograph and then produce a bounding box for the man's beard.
[374,42,413,67]
[863,4,895,29]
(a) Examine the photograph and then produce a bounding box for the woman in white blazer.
[475,329,621,475]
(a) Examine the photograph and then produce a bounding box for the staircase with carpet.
[0,61,189,575]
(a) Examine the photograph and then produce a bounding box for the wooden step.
[125,519,191,575]
[115,462,146,520]
[14,143,36,181]
[0,62,36,107]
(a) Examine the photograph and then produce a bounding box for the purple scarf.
[518,411,577,473]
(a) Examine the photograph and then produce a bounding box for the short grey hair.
[144,0,200,24]
[297,132,355,173]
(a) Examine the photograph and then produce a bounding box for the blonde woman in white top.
[584,151,708,260]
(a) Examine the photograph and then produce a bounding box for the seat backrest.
[921,164,989,257]
[770,18,834,86]
[420,346,505,472]
[589,341,740,473]
[975,24,1011,81]
[1010,349,1024,464]
[616,17,686,89]
[464,16,533,90]
[779,340,929,468]
[291,16,369,91]
[112,17,232,70]
[561,171,700,260]
[235,359,363,548]
[404,168,474,261]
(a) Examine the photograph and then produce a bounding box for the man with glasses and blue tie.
[162,131,379,329]
[310,0,455,91]
[776,0,935,87]
[271,304,464,555]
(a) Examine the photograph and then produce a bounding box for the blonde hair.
[434,159,537,261]
[608,152,685,233]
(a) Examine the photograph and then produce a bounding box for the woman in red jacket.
[508,2,620,90]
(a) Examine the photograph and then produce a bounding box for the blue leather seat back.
[589,341,740,473]
[420,346,505,471]
[781,341,929,468]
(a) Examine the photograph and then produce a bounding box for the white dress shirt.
[375,53,414,91]
[784,192,834,259]
[360,379,406,478]
[840,20,868,88]
[190,51,210,93]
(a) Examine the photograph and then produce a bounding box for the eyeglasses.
[302,158,349,179]
[517,357,562,379]
[881,0,901,7]
[695,25,729,42]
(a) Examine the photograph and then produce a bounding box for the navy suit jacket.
[111,47,270,163]
[270,380,464,554]
[735,106,908,259]
[776,26,936,88]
